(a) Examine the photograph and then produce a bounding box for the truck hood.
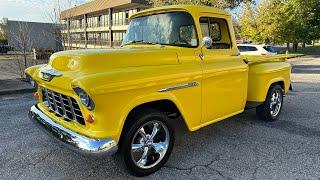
[27,47,179,91]
[48,47,179,73]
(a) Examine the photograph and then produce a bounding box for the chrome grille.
[42,88,85,125]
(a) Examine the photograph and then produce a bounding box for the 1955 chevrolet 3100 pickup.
[26,5,291,176]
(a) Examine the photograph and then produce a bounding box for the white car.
[237,44,278,55]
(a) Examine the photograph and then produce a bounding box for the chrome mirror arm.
[200,36,213,61]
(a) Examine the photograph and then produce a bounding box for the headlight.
[73,87,95,110]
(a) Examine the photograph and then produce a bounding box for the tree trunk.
[286,42,290,52]
[302,42,306,48]
[23,47,27,70]
[293,43,298,52]
[24,55,27,68]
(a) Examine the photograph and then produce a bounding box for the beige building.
[60,0,149,49]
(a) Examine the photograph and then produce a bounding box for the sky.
[0,0,262,23]
[0,0,89,23]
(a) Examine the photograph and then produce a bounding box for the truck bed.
[245,55,292,102]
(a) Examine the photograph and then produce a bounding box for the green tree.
[239,0,320,52]
[0,23,6,42]
[238,3,260,42]
[232,18,242,41]
[301,0,320,46]
[148,0,253,9]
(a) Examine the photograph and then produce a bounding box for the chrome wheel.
[130,120,170,169]
[269,90,282,117]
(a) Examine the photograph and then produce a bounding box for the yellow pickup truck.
[26,5,291,176]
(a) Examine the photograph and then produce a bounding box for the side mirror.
[202,36,213,49]
[202,36,213,48]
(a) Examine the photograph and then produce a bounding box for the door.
[198,14,248,124]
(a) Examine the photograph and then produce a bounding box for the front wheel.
[120,109,174,176]
[256,84,284,121]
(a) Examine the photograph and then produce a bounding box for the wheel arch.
[116,96,190,144]
[268,78,285,91]
[270,80,285,91]
[264,78,286,101]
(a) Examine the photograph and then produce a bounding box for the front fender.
[24,64,46,80]
[91,89,198,143]
[117,93,189,138]
[67,65,202,142]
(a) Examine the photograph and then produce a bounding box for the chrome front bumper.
[28,105,118,156]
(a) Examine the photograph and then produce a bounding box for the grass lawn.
[278,45,320,57]
[0,54,34,61]
[296,45,320,55]
[283,53,305,59]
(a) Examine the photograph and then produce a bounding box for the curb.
[0,88,35,96]
[286,54,305,59]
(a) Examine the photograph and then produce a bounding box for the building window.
[112,31,126,46]
[112,13,116,25]
[87,16,99,28]
[100,15,109,27]
[98,16,101,27]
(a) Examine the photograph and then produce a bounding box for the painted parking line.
[294,68,320,71]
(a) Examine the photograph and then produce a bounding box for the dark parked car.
[0,45,14,53]
[35,49,54,59]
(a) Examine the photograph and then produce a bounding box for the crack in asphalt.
[31,148,56,167]
[164,155,234,179]
[14,148,57,179]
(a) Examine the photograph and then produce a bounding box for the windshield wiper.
[123,40,143,45]
[122,40,163,46]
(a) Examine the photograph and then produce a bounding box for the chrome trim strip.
[28,105,118,156]
[158,82,199,92]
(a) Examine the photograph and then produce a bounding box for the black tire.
[120,109,174,177]
[256,84,284,122]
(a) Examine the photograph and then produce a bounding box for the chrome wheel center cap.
[146,141,152,145]
[145,135,153,145]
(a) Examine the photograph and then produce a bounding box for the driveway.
[1,55,320,179]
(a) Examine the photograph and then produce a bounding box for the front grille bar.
[41,88,85,125]
[58,94,67,119]
[67,96,76,120]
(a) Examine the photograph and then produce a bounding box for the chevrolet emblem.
[40,67,62,82]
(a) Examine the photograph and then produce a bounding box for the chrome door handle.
[199,52,204,61]
[243,58,249,64]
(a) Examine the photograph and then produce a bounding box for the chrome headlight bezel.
[73,87,95,111]
[26,74,38,91]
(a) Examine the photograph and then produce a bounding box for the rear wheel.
[256,84,284,121]
[120,109,174,177]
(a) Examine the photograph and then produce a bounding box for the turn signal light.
[86,114,94,124]
[33,92,39,100]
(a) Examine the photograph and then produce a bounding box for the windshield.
[123,12,198,48]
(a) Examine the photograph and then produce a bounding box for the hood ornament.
[40,67,62,82]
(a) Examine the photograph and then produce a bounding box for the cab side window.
[199,17,232,49]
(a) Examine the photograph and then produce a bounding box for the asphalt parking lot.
[1,55,320,179]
